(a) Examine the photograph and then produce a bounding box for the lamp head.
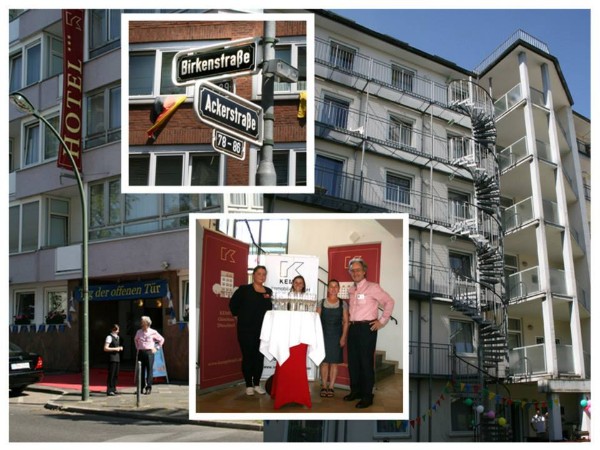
[10,92,35,114]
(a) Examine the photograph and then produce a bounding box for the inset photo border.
[121,13,314,194]
[189,213,409,421]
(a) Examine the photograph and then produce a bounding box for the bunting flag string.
[397,378,558,429]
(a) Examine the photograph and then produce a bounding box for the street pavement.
[30,381,262,432]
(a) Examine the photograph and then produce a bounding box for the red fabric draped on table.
[270,343,310,409]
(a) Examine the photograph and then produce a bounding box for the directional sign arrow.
[194,80,263,146]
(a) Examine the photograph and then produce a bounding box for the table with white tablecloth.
[259,311,325,408]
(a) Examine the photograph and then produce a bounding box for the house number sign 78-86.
[212,129,247,161]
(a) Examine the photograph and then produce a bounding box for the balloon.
[464,398,473,406]
[580,399,588,408]
[498,417,507,427]
[476,405,485,414]
[486,410,496,419]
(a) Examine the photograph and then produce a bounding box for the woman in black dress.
[317,279,349,398]
[229,265,273,396]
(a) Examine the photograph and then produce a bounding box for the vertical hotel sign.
[57,10,84,172]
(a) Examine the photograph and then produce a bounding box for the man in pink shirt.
[343,258,395,408]
[134,316,165,395]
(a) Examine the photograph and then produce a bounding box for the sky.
[333,9,591,118]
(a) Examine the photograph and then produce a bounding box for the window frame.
[9,199,42,254]
[321,94,351,129]
[9,33,63,91]
[448,189,471,222]
[88,9,121,59]
[46,197,70,248]
[128,148,226,186]
[388,114,414,148]
[14,291,36,324]
[450,395,475,433]
[128,41,201,102]
[45,288,68,319]
[450,318,476,356]
[268,147,307,187]
[385,171,412,206]
[254,38,307,98]
[329,40,357,72]
[391,63,416,92]
[85,84,122,149]
[180,278,190,322]
[315,153,345,197]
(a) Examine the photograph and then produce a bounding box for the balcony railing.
[315,37,450,105]
[474,29,550,74]
[498,136,528,171]
[507,266,541,300]
[584,184,591,200]
[576,139,590,157]
[550,268,569,296]
[530,88,546,108]
[542,199,562,225]
[536,139,553,163]
[408,261,453,297]
[494,83,523,117]
[510,344,579,378]
[409,342,479,377]
[315,164,460,226]
[502,197,534,232]
[316,98,473,165]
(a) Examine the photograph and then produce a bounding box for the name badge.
[357,294,365,300]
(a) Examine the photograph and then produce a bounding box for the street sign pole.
[256,21,277,186]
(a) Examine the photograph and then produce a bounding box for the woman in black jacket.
[229,265,273,395]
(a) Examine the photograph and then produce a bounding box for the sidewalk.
[30,382,262,432]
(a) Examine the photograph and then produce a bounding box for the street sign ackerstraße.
[173,38,259,85]
[212,129,247,160]
[194,80,263,146]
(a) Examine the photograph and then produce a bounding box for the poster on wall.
[263,254,320,380]
[198,228,250,390]
[327,242,382,387]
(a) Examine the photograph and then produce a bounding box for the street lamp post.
[10,92,90,401]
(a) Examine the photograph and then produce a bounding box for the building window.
[286,421,324,442]
[270,42,306,94]
[507,317,522,349]
[9,201,40,253]
[47,198,69,248]
[89,10,121,58]
[25,40,42,86]
[448,190,470,222]
[329,41,355,72]
[321,95,350,128]
[89,178,203,240]
[46,290,68,319]
[388,116,413,148]
[449,251,472,279]
[450,319,475,354]
[9,52,23,93]
[14,292,35,324]
[391,64,415,92]
[85,85,121,149]
[47,35,63,78]
[386,172,411,205]
[315,154,343,197]
[23,122,40,166]
[129,45,190,98]
[129,151,223,186]
[272,149,307,186]
[451,395,474,432]
[448,134,469,160]
[233,219,289,268]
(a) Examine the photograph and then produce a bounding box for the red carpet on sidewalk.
[38,368,136,393]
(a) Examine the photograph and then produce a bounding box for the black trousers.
[237,332,263,387]
[107,360,119,392]
[138,350,155,388]
[347,322,377,400]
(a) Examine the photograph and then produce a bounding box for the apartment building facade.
[264,10,591,443]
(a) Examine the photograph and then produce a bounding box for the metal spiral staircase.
[447,80,511,441]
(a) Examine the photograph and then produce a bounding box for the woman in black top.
[229,265,273,396]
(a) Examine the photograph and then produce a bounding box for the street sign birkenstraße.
[212,129,247,160]
[194,80,263,146]
[172,37,260,86]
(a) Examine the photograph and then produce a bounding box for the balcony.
[498,137,528,172]
[502,197,535,232]
[542,199,562,226]
[509,344,581,379]
[584,184,591,201]
[409,342,479,378]
[315,98,471,166]
[494,83,523,117]
[507,266,541,300]
[408,261,452,298]
[536,139,553,163]
[315,37,450,107]
[530,87,546,109]
[507,266,569,300]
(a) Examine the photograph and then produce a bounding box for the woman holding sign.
[229,265,273,396]
[134,316,165,395]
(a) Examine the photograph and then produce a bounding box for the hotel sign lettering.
[173,38,259,85]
